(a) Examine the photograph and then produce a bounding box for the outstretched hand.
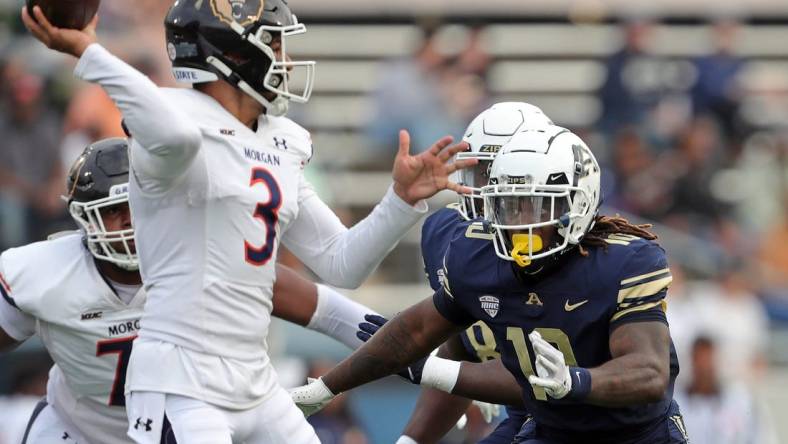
[21,6,98,58]
[392,130,477,206]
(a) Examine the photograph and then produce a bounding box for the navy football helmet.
[67,138,137,270]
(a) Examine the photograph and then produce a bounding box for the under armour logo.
[61,432,70,441]
[134,417,153,432]
[273,137,288,151]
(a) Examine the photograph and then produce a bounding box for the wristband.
[419,356,462,393]
[566,366,592,401]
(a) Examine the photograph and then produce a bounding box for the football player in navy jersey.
[358,102,553,444]
[293,125,689,444]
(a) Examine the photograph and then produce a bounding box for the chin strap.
[206,56,290,117]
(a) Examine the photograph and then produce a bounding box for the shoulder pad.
[265,116,313,165]
[0,234,87,314]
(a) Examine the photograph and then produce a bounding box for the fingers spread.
[445,181,473,195]
[445,158,478,175]
[438,141,470,162]
[397,130,411,157]
[428,135,454,156]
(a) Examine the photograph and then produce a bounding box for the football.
[26,0,100,30]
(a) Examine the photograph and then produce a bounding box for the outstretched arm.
[290,298,466,416]
[323,298,464,393]
[283,132,476,289]
[453,359,523,406]
[22,7,202,184]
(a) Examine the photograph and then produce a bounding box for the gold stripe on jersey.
[603,234,639,246]
[620,267,671,286]
[611,300,667,322]
[617,275,673,304]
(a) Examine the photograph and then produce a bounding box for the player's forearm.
[453,359,524,406]
[586,353,667,407]
[291,187,426,289]
[586,322,670,407]
[74,44,201,164]
[322,299,459,393]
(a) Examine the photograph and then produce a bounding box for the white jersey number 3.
[244,168,282,266]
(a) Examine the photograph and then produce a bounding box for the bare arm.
[271,264,318,327]
[586,321,670,407]
[453,359,524,406]
[322,298,465,394]
[401,337,473,444]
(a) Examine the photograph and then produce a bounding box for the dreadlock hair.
[577,214,657,257]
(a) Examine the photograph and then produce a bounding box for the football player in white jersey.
[0,139,398,443]
[22,1,474,443]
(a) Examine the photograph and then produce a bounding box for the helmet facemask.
[69,185,138,271]
[483,182,593,268]
[190,17,315,117]
[455,151,496,220]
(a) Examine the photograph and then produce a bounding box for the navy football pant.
[478,411,528,444]
[512,401,689,444]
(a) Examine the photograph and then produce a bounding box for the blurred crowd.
[1,2,788,442]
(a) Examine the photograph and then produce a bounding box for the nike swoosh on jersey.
[564,299,589,311]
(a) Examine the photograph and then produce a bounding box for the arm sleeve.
[0,266,35,342]
[610,242,672,331]
[73,44,202,182]
[282,176,428,289]
[305,284,381,350]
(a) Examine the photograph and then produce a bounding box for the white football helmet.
[455,102,553,220]
[481,126,601,268]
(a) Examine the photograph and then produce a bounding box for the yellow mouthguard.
[511,234,543,267]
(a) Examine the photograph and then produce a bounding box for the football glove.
[357,314,428,384]
[456,401,501,429]
[473,400,501,423]
[527,330,572,400]
[288,377,335,417]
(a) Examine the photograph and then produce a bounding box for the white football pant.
[126,386,319,444]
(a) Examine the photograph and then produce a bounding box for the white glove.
[527,331,571,399]
[455,413,468,430]
[473,400,500,423]
[455,400,500,429]
[288,377,336,417]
